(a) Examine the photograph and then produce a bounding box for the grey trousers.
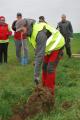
[15,39,28,61]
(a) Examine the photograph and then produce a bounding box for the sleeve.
[12,21,16,31]
[8,25,12,36]
[56,23,60,30]
[69,22,73,37]
[34,29,47,79]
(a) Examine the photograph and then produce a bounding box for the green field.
[0,34,80,120]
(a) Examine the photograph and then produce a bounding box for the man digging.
[17,18,65,94]
[9,18,65,120]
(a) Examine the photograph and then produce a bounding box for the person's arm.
[56,23,59,29]
[12,21,17,31]
[69,22,73,37]
[56,23,60,31]
[6,25,12,38]
[8,26,12,36]
[34,29,47,84]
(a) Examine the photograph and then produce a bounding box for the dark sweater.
[57,20,73,38]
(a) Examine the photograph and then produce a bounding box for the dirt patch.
[0,117,2,120]
[62,101,72,110]
[9,114,22,120]
[9,85,54,120]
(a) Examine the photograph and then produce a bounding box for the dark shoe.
[35,79,39,85]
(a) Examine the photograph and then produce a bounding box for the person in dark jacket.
[12,13,28,63]
[57,14,73,58]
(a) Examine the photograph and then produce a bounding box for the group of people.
[0,13,73,95]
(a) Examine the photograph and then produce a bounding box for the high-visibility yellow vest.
[30,22,65,55]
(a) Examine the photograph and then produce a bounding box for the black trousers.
[0,43,8,63]
[65,37,72,58]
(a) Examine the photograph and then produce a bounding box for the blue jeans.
[15,39,28,61]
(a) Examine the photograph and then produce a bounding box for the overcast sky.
[0,0,80,32]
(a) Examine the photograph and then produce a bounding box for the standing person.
[57,14,73,58]
[0,16,12,64]
[12,13,28,63]
[16,19,65,95]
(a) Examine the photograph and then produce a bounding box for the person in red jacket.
[0,16,12,64]
[12,13,28,63]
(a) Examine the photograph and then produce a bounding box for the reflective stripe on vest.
[0,39,9,43]
[46,30,58,46]
[46,33,63,51]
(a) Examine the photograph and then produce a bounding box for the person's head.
[0,16,5,24]
[17,12,22,20]
[39,16,46,23]
[61,14,66,22]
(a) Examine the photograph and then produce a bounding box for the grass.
[0,34,80,120]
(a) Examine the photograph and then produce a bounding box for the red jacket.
[0,23,12,40]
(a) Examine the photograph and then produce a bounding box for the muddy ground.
[9,85,55,120]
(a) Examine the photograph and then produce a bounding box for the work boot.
[35,79,39,85]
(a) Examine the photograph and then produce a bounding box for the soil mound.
[10,85,54,120]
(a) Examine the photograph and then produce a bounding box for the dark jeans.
[0,43,8,63]
[65,37,72,58]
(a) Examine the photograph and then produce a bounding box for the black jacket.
[57,20,73,38]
